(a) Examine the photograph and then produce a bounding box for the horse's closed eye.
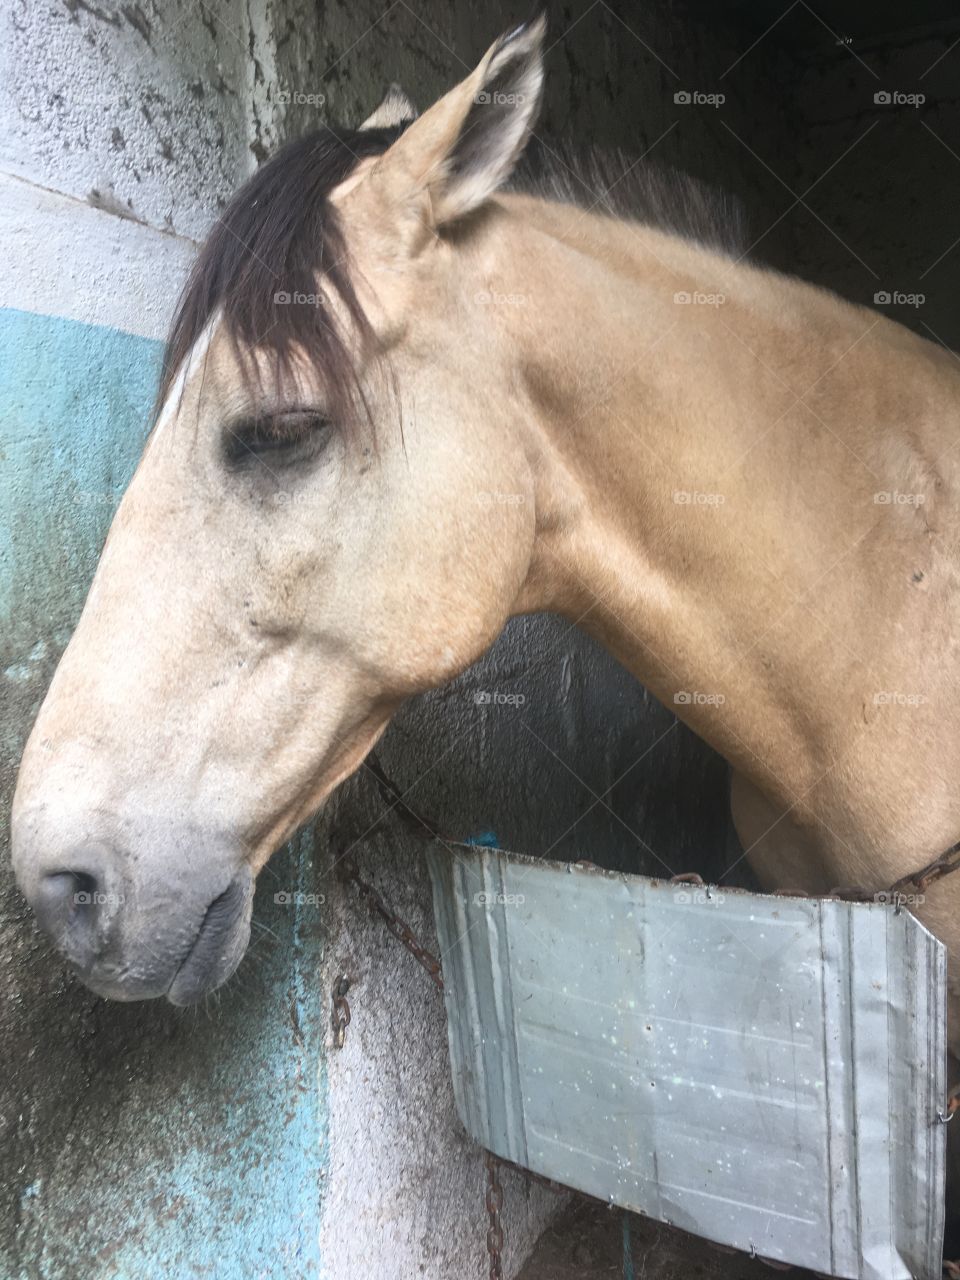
[224,411,332,465]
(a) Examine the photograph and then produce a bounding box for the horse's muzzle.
[12,818,254,1004]
[166,874,252,1006]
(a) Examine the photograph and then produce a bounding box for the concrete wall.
[0,6,334,1278]
[0,1,805,1278]
[0,3,333,1278]
[789,21,960,348]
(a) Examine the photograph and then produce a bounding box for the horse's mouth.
[166,874,252,1006]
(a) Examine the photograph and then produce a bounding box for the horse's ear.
[361,84,418,131]
[374,16,545,231]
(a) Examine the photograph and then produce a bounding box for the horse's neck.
[500,194,960,809]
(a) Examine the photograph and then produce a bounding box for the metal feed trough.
[426,844,947,1279]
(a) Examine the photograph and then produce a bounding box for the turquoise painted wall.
[0,308,326,1279]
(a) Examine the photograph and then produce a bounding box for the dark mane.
[157,125,745,419]
[509,139,748,257]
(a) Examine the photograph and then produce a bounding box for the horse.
[10,15,960,1214]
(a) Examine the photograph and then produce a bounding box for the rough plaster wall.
[0,174,196,338]
[0,3,332,1279]
[1,0,245,241]
[789,23,960,347]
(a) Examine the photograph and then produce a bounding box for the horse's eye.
[224,411,331,464]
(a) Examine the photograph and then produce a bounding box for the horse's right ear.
[370,16,546,237]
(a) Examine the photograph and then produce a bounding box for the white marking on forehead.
[149,315,219,443]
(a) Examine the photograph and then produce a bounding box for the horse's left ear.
[373,15,546,231]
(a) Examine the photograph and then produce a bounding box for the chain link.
[331,974,351,1049]
[338,853,444,990]
[890,839,960,895]
[484,1151,505,1280]
[365,751,457,846]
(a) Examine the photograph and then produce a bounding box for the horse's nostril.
[34,869,107,965]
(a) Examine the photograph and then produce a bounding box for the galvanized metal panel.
[427,845,947,1279]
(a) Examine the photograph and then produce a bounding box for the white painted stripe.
[0,170,198,341]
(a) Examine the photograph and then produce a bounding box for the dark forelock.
[156,125,403,425]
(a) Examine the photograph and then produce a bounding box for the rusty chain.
[338,852,444,991]
[485,1150,505,1279]
[890,839,960,895]
[332,748,458,995]
[364,750,457,846]
[331,974,351,1049]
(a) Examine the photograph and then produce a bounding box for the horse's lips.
[166,875,251,1006]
